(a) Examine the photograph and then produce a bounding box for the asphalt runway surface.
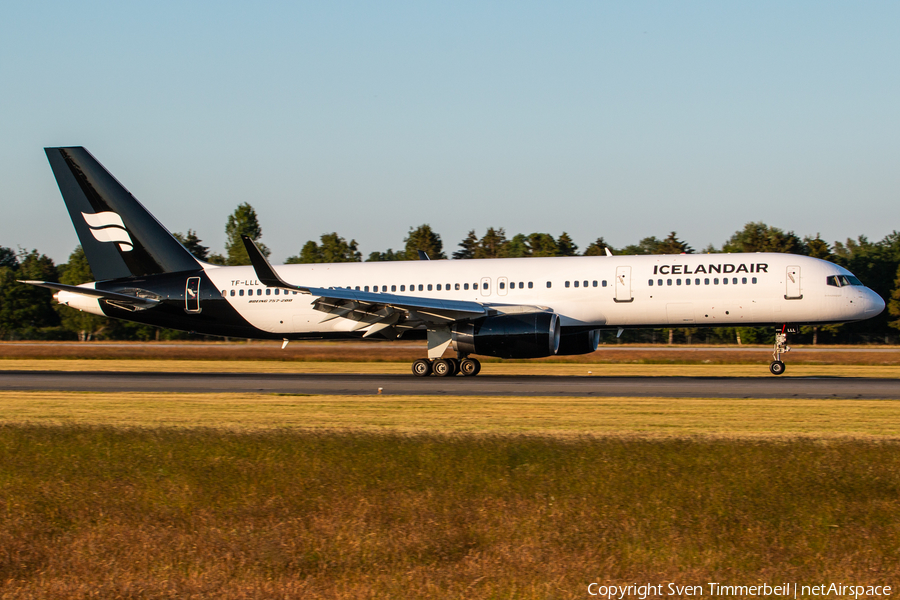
[3,371,899,399]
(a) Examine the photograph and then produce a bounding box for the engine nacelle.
[556,329,600,356]
[452,312,560,359]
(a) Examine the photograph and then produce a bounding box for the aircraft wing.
[241,236,488,337]
[19,280,161,309]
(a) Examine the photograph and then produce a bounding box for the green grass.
[1,425,898,598]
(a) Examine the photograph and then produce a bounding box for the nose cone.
[866,288,886,316]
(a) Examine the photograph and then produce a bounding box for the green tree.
[803,234,833,260]
[0,250,59,339]
[452,230,479,260]
[656,231,693,255]
[57,246,108,341]
[722,222,806,254]
[286,233,361,264]
[224,203,270,265]
[556,232,578,256]
[173,230,210,261]
[474,227,508,258]
[366,249,404,262]
[621,236,663,255]
[889,263,900,332]
[404,224,445,260]
[583,237,614,256]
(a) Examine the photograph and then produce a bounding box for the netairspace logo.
[586,582,893,598]
[82,211,133,252]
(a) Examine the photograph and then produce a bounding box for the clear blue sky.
[2,1,898,263]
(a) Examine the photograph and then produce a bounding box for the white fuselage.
[200,253,883,336]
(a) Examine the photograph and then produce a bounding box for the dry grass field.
[0,425,898,599]
[2,390,900,438]
[2,340,899,366]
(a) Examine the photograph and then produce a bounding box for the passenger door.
[185,276,201,313]
[614,266,633,303]
[785,266,802,300]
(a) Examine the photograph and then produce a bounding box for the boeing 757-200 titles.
[22,147,885,376]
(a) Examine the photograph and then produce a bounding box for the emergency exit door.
[614,266,633,303]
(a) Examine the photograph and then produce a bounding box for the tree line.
[2,202,899,344]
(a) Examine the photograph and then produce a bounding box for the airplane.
[22,147,885,377]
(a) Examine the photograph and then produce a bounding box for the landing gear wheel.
[446,358,460,376]
[769,361,786,376]
[459,357,481,377]
[433,358,455,377]
[412,358,432,377]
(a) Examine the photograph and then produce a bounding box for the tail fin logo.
[81,211,134,252]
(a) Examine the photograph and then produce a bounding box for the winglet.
[605,247,613,257]
[240,235,304,291]
[417,250,430,261]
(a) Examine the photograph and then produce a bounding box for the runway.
[4,371,899,399]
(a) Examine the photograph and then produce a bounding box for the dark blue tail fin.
[45,147,200,281]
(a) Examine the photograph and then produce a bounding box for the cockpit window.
[827,274,864,287]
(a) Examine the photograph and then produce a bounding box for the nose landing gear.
[770,325,793,375]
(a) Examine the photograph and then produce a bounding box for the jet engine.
[556,329,600,356]
[452,312,560,359]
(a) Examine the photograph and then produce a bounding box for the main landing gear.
[411,357,481,377]
[770,325,793,375]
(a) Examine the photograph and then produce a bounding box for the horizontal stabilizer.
[19,280,160,309]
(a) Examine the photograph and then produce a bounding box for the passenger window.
[714,278,719,285]
[239,289,244,296]
[381,285,386,292]
[602,281,607,287]
[546,281,552,288]
[657,279,663,286]
[400,285,406,292]
[275,289,280,295]
[752,277,757,284]
[685,278,691,285]
[446,283,450,289]
[528,282,533,289]
[732,278,737,285]
[257,289,262,295]
[364,286,369,292]
[499,282,505,290]
[583,280,588,288]
[573,281,578,288]
[230,289,235,297]
[473,283,478,290]
[723,278,728,285]
[676,279,682,286]
[484,282,489,290]
[695,279,700,285]
[592,281,597,287]
[437,284,442,291]
[427,284,433,291]
[648,279,654,286]
[464,283,469,290]
[266,288,271,295]
[667,279,672,286]
[418,284,424,291]
[391,285,396,292]
[565,281,570,288]
[742,277,747,284]
[704,278,709,285]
